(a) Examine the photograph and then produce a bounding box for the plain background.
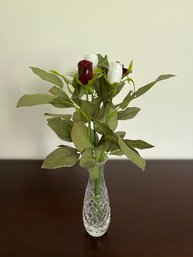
[0,0,192,159]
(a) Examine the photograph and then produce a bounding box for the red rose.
[78,60,93,85]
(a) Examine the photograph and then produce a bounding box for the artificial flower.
[84,54,98,70]
[107,62,123,84]
[78,60,93,85]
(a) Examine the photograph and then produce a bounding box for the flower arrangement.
[17,54,174,178]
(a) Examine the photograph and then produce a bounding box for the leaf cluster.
[17,57,175,175]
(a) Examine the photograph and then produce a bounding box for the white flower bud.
[107,62,123,84]
[84,54,98,70]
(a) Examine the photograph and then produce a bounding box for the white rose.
[84,54,98,70]
[107,62,123,84]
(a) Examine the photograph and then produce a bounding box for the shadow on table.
[83,231,118,257]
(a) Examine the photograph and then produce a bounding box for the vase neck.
[88,158,107,180]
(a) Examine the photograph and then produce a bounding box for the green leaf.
[106,103,118,131]
[100,77,112,103]
[120,90,133,109]
[79,148,95,169]
[125,139,154,149]
[114,81,125,96]
[49,86,72,102]
[71,86,85,107]
[96,103,118,133]
[134,74,175,98]
[17,93,57,107]
[44,113,72,120]
[72,109,90,123]
[80,100,97,118]
[122,61,133,78]
[49,69,70,85]
[73,75,93,91]
[50,97,74,108]
[47,117,73,142]
[94,120,114,137]
[117,135,146,171]
[94,76,111,105]
[97,54,108,68]
[90,128,99,145]
[99,131,126,152]
[97,132,120,154]
[71,121,93,152]
[42,145,79,169]
[97,137,112,152]
[30,67,63,88]
[72,111,84,122]
[110,149,123,156]
[128,60,133,74]
[115,131,126,138]
[92,97,102,119]
[49,86,74,108]
[71,95,82,107]
[118,107,140,120]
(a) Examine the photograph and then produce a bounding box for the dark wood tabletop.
[0,160,193,257]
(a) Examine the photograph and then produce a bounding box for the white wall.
[0,0,193,159]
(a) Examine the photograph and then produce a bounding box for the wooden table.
[0,160,193,257]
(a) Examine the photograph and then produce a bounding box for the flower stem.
[86,91,92,142]
[91,94,97,146]
[93,177,100,214]
[93,166,103,215]
[66,83,73,94]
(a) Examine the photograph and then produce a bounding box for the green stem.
[91,94,97,146]
[94,177,100,199]
[94,178,100,214]
[99,151,105,162]
[66,83,73,94]
[89,159,106,216]
[86,91,92,142]
[74,106,88,121]
[93,166,102,215]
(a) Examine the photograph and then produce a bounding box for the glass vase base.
[86,229,107,237]
[83,214,110,237]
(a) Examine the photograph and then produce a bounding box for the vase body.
[82,159,111,237]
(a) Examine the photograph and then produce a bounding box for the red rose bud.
[78,60,93,85]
